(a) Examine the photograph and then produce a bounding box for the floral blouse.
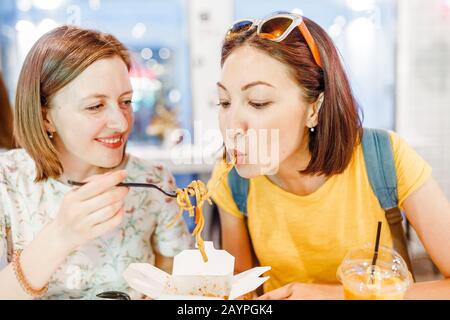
[0,149,192,299]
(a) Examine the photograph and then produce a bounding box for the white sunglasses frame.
[228,13,304,42]
[227,13,323,68]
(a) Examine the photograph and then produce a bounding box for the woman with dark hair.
[0,73,15,150]
[208,12,450,299]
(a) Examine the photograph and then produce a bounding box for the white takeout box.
[123,242,271,300]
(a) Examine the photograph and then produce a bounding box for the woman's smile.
[94,133,124,149]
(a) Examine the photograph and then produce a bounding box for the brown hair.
[0,73,15,149]
[14,25,131,182]
[221,16,362,176]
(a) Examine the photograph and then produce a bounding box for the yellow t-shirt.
[208,131,432,292]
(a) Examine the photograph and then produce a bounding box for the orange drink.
[337,246,412,300]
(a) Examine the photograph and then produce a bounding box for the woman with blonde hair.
[0,26,190,299]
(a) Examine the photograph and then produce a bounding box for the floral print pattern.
[0,149,192,299]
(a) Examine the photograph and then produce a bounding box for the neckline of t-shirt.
[254,145,363,202]
[257,171,339,202]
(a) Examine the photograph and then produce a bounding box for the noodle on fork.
[168,157,236,262]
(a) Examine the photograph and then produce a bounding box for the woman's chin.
[235,164,264,179]
[94,156,124,169]
[98,148,127,167]
[235,162,279,178]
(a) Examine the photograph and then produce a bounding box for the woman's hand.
[236,291,257,300]
[255,282,343,300]
[51,169,129,252]
[0,169,130,299]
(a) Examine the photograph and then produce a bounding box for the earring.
[310,127,315,133]
[48,132,54,139]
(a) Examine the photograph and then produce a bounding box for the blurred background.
[0,0,449,281]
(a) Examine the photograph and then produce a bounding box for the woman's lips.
[230,149,246,165]
[95,134,124,149]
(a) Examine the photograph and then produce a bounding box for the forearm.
[0,222,73,299]
[405,278,450,300]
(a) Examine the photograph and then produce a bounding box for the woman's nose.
[227,103,247,133]
[106,104,129,132]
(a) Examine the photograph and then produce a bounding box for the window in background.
[0,0,192,146]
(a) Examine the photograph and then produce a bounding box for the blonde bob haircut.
[14,25,131,182]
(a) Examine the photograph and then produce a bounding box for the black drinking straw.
[370,221,383,284]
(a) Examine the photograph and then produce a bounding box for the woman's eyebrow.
[80,93,108,101]
[241,81,275,91]
[119,90,133,97]
[217,82,228,92]
[79,90,133,102]
[216,81,275,92]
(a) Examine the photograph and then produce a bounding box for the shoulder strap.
[227,167,249,216]
[227,168,259,268]
[361,128,398,209]
[362,128,415,278]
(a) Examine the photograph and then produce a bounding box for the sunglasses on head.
[226,12,323,69]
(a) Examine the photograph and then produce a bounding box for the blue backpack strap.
[361,128,414,277]
[227,167,249,216]
[361,128,398,209]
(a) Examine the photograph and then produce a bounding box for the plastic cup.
[336,245,413,300]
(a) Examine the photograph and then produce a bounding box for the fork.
[67,180,178,198]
